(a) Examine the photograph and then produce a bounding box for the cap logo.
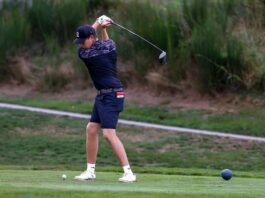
[76,32,79,38]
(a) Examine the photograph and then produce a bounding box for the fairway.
[0,170,265,198]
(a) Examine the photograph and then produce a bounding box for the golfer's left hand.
[97,15,113,27]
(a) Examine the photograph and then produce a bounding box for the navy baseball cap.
[74,25,96,45]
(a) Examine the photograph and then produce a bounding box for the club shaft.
[112,22,163,52]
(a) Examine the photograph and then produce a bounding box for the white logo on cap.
[76,32,79,38]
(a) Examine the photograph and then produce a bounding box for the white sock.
[87,163,95,172]
[123,165,133,174]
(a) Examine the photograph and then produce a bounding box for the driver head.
[159,51,167,64]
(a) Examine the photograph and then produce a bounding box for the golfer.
[73,15,136,183]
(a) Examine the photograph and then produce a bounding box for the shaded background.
[0,0,264,93]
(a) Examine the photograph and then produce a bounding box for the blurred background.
[0,0,264,93]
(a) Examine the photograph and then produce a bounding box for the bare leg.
[102,129,129,166]
[86,122,101,164]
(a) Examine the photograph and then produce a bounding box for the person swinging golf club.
[73,15,136,183]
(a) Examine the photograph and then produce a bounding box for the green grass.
[1,108,265,172]
[1,96,265,137]
[0,170,265,198]
[0,105,265,197]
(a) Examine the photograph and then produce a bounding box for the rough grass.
[1,96,265,137]
[0,108,265,172]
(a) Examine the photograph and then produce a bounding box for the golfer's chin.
[81,40,98,49]
[80,44,91,49]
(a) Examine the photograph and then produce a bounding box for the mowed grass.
[1,97,265,137]
[0,170,265,198]
[0,108,265,197]
[0,108,265,172]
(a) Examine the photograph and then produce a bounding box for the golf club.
[111,21,167,64]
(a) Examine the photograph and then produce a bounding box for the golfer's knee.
[86,123,99,136]
[102,129,116,141]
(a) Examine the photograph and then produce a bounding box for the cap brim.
[74,38,85,45]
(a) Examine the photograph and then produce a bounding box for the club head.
[159,51,167,64]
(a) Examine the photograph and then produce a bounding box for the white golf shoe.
[74,170,96,181]
[118,172,136,183]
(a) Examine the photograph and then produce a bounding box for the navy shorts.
[90,91,125,129]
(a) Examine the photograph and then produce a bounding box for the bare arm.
[101,27,109,41]
[92,21,100,31]
[92,20,109,40]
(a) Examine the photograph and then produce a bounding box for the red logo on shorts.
[116,92,125,98]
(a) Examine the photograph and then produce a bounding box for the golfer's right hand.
[97,15,113,27]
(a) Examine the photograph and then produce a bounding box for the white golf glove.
[97,15,113,27]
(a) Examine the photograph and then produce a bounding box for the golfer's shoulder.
[78,40,116,59]
[95,39,116,54]
[101,39,116,51]
[78,47,87,58]
[78,47,95,59]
